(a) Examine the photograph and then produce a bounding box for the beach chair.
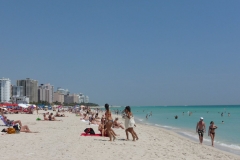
[0,115,13,126]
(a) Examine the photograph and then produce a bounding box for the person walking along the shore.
[208,121,218,147]
[196,117,206,144]
[105,103,116,141]
[125,106,138,141]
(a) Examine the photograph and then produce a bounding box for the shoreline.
[113,113,240,158]
[133,115,240,156]
[0,111,239,160]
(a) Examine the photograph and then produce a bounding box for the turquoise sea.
[115,105,240,155]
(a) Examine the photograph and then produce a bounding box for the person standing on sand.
[125,106,138,141]
[36,106,39,115]
[105,103,116,141]
[196,117,206,144]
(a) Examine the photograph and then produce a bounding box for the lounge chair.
[0,115,13,126]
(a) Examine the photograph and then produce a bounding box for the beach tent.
[18,104,29,108]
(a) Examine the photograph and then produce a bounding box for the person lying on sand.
[55,112,66,117]
[1,125,39,133]
[95,113,101,119]
[113,118,124,129]
[80,114,89,121]
[89,117,101,125]
[49,113,62,121]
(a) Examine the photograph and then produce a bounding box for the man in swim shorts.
[196,117,206,144]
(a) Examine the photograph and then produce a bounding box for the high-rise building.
[79,93,85,103]
[16,78,38,103]
[12,85,23,97]
[85,96,89,103]
[56,87,69,95]
[78,93,89,103]
[0,77,11,103]
[53,92,64,104]
[64,94,79,104]
[38,83,54,103]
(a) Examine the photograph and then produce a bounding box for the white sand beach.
[0,111,239,160]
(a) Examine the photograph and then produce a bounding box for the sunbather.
[55,112,66,117]
[98,120,118,137]
[80,114,89,121]
[113,118,124,129]
[20,125,39,133]
[98,122,106,136]
[1,125,38,133]
[42,113,49,120]
[49,113,61,121]
[89,118,101,125]
[1,109,23,126]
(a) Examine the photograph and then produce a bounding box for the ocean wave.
[181,132,240,150]
[162,125,179,129]
[137,119,144,121]
[219,143,240,150]
[180,132,211,142]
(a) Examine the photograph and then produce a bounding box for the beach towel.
[80,133,102,136]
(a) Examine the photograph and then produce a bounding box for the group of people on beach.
[77,104,138,141]
[99,104,138,141]
[196,117,218,147]
[0,108,38,133]
[42,112,62,121]
[0,106,67,134]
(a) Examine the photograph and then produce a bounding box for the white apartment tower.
[12,85,24,97]
[38,83,54,103]
[0,78,11,103]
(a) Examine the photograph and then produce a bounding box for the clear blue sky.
[1,1,240,106]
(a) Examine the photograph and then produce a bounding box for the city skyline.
[1,1,240,106]
[0,77,89,104]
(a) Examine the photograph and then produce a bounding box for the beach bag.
[7,128,16,134]
[84,128,95,135]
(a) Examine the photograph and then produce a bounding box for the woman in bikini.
[105,103,116,141]
[208,121,218,147]
[43,113,49,120]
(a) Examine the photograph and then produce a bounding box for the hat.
[200,117,204,120]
